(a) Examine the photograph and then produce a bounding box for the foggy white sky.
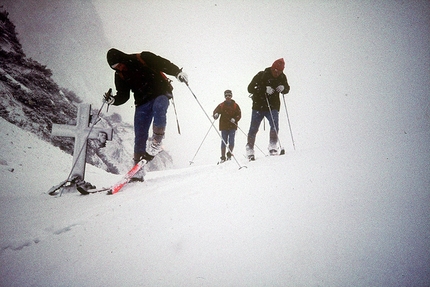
[93,1,429,162]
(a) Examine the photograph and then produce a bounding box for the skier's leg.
[147,95,170,157]
[132,101,153,182]
[266,109,279,151]
[134,100,153,162]
[247,110,263,157]
[220,130,228,160]
[227,130,235,159]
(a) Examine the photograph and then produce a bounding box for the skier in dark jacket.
[104,48,188,181]
[246,58,290,160]
[213,90,242,162]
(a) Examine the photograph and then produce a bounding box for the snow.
[0,116,429,286]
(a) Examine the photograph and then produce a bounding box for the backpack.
[136,53,173,92]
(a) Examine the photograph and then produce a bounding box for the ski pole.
[185,82,246,169]
[189,119,215,165]
[170,96,181,134]
[265,93,285,155]
[282,94,296,150]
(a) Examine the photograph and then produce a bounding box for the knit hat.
[106,48,128,68]
[271,58,285,71]
[224,90,233,97]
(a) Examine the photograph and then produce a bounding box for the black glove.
[103,88,115,105]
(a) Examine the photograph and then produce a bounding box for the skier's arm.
[247,71,264,94]
[111,74,130,105]
[213,104,222,119]
[236,104,242,122]
[280,74,290,94]
[140,51,181,77]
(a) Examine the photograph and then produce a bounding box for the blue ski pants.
[247,109,279,148]
[134,95,170,155]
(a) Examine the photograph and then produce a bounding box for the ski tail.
[48,179,70,195]
[48,176,79,196]
[108,159,147,195]
[78,187,110,194]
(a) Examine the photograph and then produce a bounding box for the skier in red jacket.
[213,90,242,162]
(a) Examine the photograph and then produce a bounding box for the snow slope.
[1,1,429,285]
[0,117,429,286]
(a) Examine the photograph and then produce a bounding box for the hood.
[106,48,129,68]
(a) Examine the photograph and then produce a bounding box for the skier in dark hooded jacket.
[104,48,188,181]
[246,58,290,160]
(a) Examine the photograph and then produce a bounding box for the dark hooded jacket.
[107,48,182,106]
[213,100,241,131]
[248,67,290,112]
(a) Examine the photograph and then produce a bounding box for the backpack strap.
[136,53,173,87]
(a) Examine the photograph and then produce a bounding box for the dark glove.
[103,88,115,105]
[213,113,219,120]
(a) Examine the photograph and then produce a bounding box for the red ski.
[107,159,147,195]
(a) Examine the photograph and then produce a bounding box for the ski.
[77,187,111,195]
[270,148,286,156]
[48,176,79,196]
[217,158,228,165]
[48,179,69,195]
[107,159,148,195]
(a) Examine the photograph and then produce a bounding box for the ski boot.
[226,151,233,160]
[218,156,226,164]
[130,153,148,182]
[246,144,255,161]
[130,168,145,182]
[268,139,279,156]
